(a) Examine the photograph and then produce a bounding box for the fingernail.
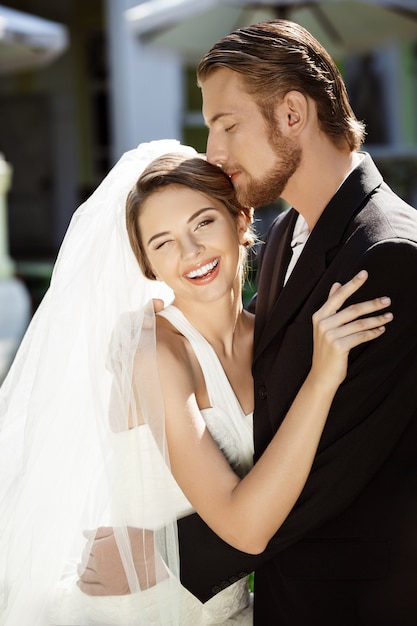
[383,312,393,319]
[357,270,367,278]
[380,297,390,305]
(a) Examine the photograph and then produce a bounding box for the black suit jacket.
[177,154,417,624]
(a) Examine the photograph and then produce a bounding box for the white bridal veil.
[0,140,197,625]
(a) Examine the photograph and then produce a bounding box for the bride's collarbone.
[156,314,254,416]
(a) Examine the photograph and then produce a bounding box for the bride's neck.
[173,293,247,358]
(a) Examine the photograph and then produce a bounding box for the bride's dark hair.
[126,152,254,280]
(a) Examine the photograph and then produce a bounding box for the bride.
[0,141,392,625]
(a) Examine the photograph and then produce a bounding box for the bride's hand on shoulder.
[310,270,393,390]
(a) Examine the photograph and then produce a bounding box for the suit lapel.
[254,209,296,335]
[254,221,327,362]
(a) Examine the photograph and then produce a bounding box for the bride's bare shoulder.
[155,314,194,371]
[155,314,184,348]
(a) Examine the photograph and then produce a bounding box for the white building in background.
[104,0,183,161]
[0,0,416,309]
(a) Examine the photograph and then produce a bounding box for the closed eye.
[154,239,173,250]
[225,124,236,133]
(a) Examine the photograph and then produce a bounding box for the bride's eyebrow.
[187,207,219,223]
[147,207,220,246]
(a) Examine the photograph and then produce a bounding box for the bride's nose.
[181,234,204,260]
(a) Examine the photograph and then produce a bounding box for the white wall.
[105,0,184,162]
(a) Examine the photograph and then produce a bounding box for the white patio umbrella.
[125,0,417,61]
[0,5,69,74]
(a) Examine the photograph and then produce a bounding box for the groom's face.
[201,68,301,209]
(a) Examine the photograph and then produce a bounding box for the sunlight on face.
[202,68,301,209]
[138,185,245,305]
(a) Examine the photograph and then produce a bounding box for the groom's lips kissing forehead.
[226,170,241,185]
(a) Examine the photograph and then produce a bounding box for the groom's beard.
[237,129,301,209]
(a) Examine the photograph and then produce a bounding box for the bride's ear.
[237,212,251,246]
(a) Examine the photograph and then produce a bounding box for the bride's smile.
[183,256,219,282]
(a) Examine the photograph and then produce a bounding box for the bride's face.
[138,185,247,305]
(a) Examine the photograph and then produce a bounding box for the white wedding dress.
[49,305,254,625]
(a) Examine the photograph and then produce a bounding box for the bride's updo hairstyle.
[126,152,254,280]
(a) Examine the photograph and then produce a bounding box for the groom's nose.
[206,132,227,168]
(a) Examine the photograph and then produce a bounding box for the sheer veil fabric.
[0,141,198,625]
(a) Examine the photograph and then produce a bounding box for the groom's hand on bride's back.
[77,527,162,596]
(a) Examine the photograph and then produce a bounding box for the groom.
[80,20,417,624]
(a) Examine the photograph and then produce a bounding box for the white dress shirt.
[284,214,310,285]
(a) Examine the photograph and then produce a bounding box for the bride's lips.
[183,257,220,285]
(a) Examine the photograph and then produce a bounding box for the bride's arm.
[77,271,391,595]
[162,271,392,554]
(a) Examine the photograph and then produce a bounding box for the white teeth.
[186,258,219,279]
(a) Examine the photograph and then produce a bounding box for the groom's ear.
[277,90,308,138]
